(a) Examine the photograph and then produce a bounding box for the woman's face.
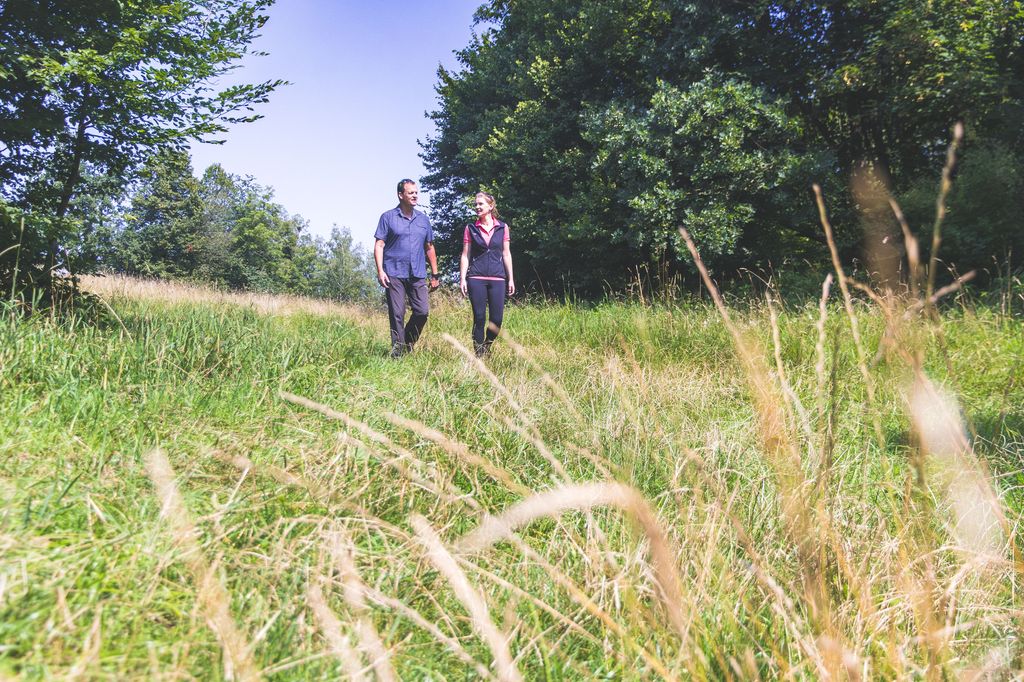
[474,195,494,218]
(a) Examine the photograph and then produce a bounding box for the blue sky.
[188,0,485,249]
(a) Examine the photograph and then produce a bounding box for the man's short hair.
[397,178,416,194]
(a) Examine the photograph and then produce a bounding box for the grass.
[0,271,1022,680]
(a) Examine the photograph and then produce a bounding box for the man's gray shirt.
[375,206,433,279]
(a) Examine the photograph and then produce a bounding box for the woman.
[460,191,515,357]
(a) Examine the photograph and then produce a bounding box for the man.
[374,179,440,357]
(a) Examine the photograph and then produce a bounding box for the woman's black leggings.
[467,278,505,346]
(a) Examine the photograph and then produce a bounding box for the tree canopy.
[1,0,283,298]
[95,150,377,299]
[423,0,1024,294]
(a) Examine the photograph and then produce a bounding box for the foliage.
[898,142,1024,280]
[114,150,205,279]
[423,0,1024,295]
[583,76,830,276]
[0,0,283,295]
[96,151,377,299]
[307,226,378,301]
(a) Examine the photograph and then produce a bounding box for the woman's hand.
[507,279,515,296]
[460,278,468,297]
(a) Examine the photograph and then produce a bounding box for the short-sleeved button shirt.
[374,206,434,278]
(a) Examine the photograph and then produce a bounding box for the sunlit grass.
[1,273,1021,679]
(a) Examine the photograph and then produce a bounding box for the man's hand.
[460,278,468,297]
[377,270,390,289]
[429,274,441,291]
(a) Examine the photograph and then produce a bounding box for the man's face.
[398,182,419,208]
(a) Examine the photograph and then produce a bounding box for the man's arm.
[374,239,389,288]
[425,242,439,290]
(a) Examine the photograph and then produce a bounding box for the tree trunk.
[47,84,91,290]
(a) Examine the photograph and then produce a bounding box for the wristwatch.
[430,273,440,279]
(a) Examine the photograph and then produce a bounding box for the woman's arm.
[460,239,471,296]
[502,241,515,295]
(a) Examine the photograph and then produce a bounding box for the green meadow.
[1,275,1022,680]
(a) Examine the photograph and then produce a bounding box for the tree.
[104,155,378,299]
[115,149,204,278]
[193,164,245,284]
[422,0,1024,295]
[0,0,282,298]
[310,226,377,301]
[582,77,830,280]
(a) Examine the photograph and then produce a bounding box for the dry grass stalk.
[474,398,623,591]
[926,122,964,303]
[678,229,858,674]
[334,428,479,511]
[280,390,482,511]
[456,555,600,647]
[454,482,687,643]
[338,430,422,510]
[210,450,327,499]
[678,228,806,512]
[765,291,815,443]
[888,198,921,299]
[813,274,834,465]
[66,607,102,680]
[901,271,977,323]
[498,330,616,477]
[888,373,1013,677]
[411,515,523,682]
[143,449,260,682]
[443,333,525,414]
[444,331,598,483]
[325,530,398,682]
[499,331,582,421]
[80,273,374,323]
[211,448,419,547]
[479,403,570,484]
[809,189,887,450]
[361,586,498,681]
[907,377,1005,559]
[678,229,794,453]
[507,535,679,680]
[680,447,836,676]
[380,410,531,496]
[306,579,367,681]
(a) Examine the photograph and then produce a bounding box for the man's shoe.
[474,343,487,358]
[390,343,408,358]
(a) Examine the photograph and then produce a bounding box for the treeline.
[0,0,299,303]
[0,0,377,303]
[423,0,1024,294]
[79,150,377,299]
[6,1,1023,303]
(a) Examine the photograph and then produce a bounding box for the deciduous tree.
[423,0,1024,294]
[0,0,282,297]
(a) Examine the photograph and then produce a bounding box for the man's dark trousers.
[385,277,429,351]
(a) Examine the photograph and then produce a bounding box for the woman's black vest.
[465,221,507,278]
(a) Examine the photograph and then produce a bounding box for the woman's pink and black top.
[464,220,510,280]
